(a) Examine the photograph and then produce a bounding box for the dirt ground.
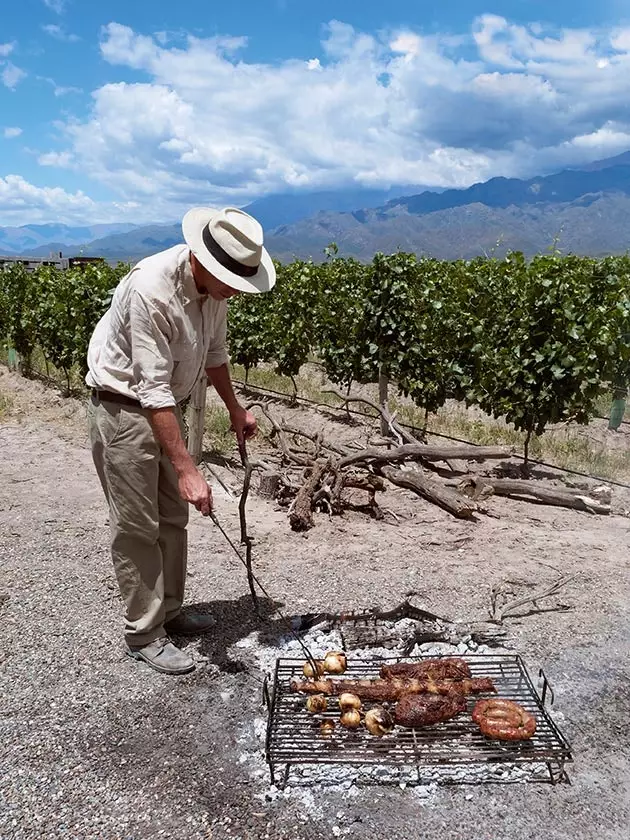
[1,365,629,840]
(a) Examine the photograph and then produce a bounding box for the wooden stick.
[490,575,576,623]
[237,438,260,615]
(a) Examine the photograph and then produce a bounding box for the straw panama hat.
[182,206,276,294]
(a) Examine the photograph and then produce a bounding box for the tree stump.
[259,471,281,499]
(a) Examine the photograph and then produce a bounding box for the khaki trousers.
[87,395,189,646]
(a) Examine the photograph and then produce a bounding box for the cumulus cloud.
[1,63,26,89]
[42,24,80,42]
[4,127,23,138]
[43,0,66,13]
[0,175,95,224]
[29,16,630,222]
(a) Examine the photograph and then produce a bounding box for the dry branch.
[322,388,422,445]
[455,476,611,514]
[379,465,477,519]
[490,575,576,623]
[289,462,328,531]
[339,443,512,469]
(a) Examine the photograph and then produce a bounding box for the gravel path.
[1,367,629,840]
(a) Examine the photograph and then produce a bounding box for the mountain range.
[3,152,630,262]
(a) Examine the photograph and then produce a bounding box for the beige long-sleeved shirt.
[86,244,229,409]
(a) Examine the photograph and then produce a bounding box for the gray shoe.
[164,611,216,636]
[126,637,195,675]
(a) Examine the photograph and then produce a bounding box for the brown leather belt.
[91,389,141,408]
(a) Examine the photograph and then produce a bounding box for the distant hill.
[0,223,136,255]
[265,192,630,261]
[241,185,432,230]
[1,185,430,262]
[5,152,630,261]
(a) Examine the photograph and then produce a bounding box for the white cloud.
[42,24,80,42]
[1,63,26,89]
[43,0,66,13]
[38,151,73,166]
[20,16,630,224]
[0,175,95,224]
[0,42,15,57]
[4,127,23,138]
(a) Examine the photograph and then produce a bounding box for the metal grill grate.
[264,654,572,788]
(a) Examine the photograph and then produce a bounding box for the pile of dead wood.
[239,390,612,531]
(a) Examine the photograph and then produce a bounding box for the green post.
[609,389,627,431]
[7,341,20,372]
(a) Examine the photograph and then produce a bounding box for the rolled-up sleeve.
[129,290,177,409]
[205,300,229,369]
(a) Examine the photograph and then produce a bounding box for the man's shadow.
[173,594,310,674]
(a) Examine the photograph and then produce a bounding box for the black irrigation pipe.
[233,378,630,491]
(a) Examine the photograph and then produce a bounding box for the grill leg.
[278,763,291,791]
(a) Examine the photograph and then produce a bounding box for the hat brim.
[182,207,276,294]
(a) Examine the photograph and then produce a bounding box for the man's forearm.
[206,363,240,413]
[149,407,195,476]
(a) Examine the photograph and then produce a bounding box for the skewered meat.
[381,658,471,681]
[290,675,495,702]
[394,693,467,727]
[472,699,537,741]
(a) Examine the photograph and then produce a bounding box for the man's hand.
[177,467,214,516]
[229,405,258,443]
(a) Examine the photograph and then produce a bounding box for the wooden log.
[259,471,281,499]
[380,466,477,519]
[289,462,327,531]
[456,476,611,515]
[339,443,512,469]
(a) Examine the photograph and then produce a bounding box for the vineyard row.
[1,250,629,457]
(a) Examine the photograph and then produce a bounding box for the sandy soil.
[1,365,629,840]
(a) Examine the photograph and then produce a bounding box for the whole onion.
[340,709,362,730]
[302,659,324,679]
[323,651,347,675]
[365,706,394,737]
[305,694,328,714]
[338,692,362,712]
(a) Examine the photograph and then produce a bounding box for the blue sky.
[1,0,630,225]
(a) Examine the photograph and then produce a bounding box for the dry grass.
[230,364,630,481]
[0,390,13,420]
[203,403,235,456]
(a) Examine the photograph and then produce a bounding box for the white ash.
[233,617,538,799]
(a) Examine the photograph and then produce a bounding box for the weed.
[0,390,13,420]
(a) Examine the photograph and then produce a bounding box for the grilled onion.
[338,692,362,712]
[302,659,324,679]
[340,709,362,730]
[365,706,394,737]
[305,694,328,714]
[323,651,347,675]
[320,720,335,737]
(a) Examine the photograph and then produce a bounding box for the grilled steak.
[380,658,471,681]
[394,693,467,727]
[290,676,495,702]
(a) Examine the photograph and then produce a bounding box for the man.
[86,206,275,675]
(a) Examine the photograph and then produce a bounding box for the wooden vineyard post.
[378,369,389,438]
[187,374,207,464]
